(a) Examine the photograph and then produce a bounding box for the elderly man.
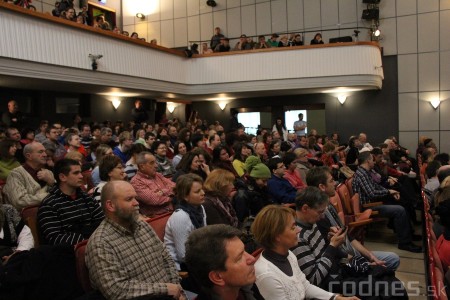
[86,181,184,300]
[185,224,257,300]
[130,152,175,216]
[3,142,55,211]
[358,132,373,151]
[131,99,148,124]
[37,159,104,245]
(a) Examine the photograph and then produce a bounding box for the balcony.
[0,2,383,100]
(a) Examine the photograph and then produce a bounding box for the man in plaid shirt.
[86,181,185,299]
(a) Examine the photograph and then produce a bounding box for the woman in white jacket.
[251,205,359,300]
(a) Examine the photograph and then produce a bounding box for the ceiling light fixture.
[218,102,227,110]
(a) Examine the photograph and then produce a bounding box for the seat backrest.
[146,212,173,241]
[345,177,354,197]
[74,240,92,293]
[21,205,41,246]
[21,205,40,221]
[329,192,345,224]
[337,183,353,215]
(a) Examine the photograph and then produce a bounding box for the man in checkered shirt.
[86,181,185,300]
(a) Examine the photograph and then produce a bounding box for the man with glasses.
[266,157,296,204]
[130,152,175,216]
[4,142,55,211]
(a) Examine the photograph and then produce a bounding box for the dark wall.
[193,55,398,146]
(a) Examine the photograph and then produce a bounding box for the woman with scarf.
[0,204,34,264]
[203,169,239,227]
[164,174,206,271]
[151,140,175,177]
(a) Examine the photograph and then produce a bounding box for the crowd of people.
[0,99,449,299]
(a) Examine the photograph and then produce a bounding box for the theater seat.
[145,211,173,241]
[21,205,41,247]
[74,239,92,293]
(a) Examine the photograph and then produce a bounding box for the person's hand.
[2,250,20,265]
[369,255,386,267]
[166,283,182,299]
[389,190,400,200]
[37,169,54,185]
[327,226,339,240]
[329,228,346,247]
[336,295,360,300]
[200,163,210,175]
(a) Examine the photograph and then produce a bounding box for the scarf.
[178,202,205,229]
[206,192,239,227]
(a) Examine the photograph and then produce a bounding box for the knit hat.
[245,156,271,179]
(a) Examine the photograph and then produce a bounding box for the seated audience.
[292,33,304,46]
[436,199,450,271]
[234,34,253,51]
[0,204,34,264]
[310,33,324,45]
[232,142,252,177]
[113,131,133,164]
[91,155,126,203]
[0,139,21,181]
[251,205,357,300]
[172,141,187,169]
[254,35,271,49]
[203,169,238,227]
[292,187,406,297]
[124,143,146,180]
[283,152,306,191]
[90,144,113,186]
[295,148,312,183]
[267,157,296,204]
[307,166,400,271]
[43,125,67,162]
[353,151,421,252]
[214,37,231,52]
[38,159,104,245]
[86,181,184,300]
[131,152,175,216]
[3,142,55,211]
[185,224,256,300]
[164,174,206,270]
[234,156,272,222]
[267,33,279,47]
[211,145,239,178]
[152,140,175,177]
[346,136,360,167]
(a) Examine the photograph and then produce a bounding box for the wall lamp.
[112,99,121,110]
[218,102,227,110]
[136,13,145,20]
[337,95,347,105]
[167,102,177,113]
[431,99,440,110]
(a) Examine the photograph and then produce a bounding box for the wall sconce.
[167,102,176,113]
[430,99,440,109]
[218,102,227,110]
[136,13,145,20]
[112,99,121,110]
[337,95,347,105]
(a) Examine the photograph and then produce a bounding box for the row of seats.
[423,191,448,300]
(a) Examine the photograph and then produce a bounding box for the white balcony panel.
[0,7,383,96]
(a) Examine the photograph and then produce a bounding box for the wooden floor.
[364,216,427,300]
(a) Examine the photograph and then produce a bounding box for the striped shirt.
[291,221,342,286]
[86,218,180,299]
[37,186,104,245]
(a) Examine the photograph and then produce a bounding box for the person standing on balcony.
[210,27,224,50]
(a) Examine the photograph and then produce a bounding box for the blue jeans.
[371,203,412,245]
[372,251,400,271]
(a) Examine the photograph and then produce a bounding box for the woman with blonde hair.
[294,148,312,183]
[203,169,238,227]
[251,205,359,300]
